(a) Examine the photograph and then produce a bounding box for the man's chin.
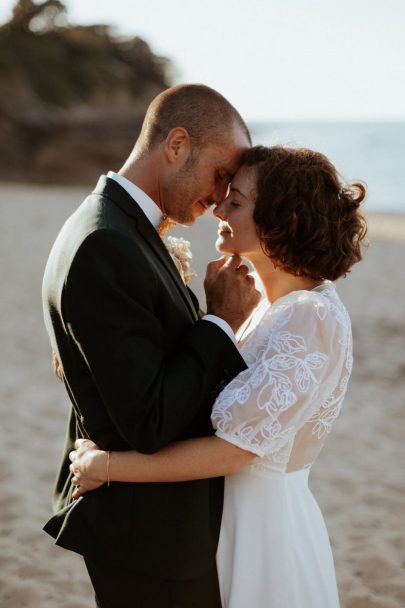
[178,216,196,227]
[171,211,197,227]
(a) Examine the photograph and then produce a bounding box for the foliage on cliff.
[0,0,173,183]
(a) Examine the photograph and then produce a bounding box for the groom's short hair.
[139,84,251,152]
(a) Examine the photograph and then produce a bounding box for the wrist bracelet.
[107,450,111,487]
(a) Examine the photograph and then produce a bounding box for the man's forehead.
[205,135,248,172]
[215,124,249,155]
[221,134,248,155]
[219,147,247,175]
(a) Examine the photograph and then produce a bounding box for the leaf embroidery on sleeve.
[295,351,329,393]
[211,284,353,468]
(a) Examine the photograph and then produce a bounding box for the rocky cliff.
[0,0,172,183]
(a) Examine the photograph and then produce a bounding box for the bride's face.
[214,164,262,258]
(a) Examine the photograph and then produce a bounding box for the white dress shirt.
[107,171,237,346]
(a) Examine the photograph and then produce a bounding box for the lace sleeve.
[211,291,348,457]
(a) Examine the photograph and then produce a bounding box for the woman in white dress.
[69,145,367,607]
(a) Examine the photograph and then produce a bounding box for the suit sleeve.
[64,229,246,453]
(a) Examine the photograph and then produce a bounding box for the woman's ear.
[164,127,191,164]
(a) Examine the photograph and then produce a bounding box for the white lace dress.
[212,282,352,608]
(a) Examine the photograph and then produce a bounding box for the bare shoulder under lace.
[211,282,352,473]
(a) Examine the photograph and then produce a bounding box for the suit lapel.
[93,176,198,321]
[135,211,199,320]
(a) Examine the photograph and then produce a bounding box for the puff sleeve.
[211,291,348,457]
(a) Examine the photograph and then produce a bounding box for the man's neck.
[118,154,163,212]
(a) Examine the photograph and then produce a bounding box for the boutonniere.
[165,236,197,284]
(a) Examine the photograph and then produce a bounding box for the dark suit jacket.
[42,176,246,580]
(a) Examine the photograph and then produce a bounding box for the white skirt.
[217,467,340,608]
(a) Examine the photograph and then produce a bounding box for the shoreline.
[1,184,404,608]
[1,180,404,243]
[366,213,405,242]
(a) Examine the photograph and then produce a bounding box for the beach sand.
[1,182,404,607]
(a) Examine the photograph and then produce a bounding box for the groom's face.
[163,126,249,226]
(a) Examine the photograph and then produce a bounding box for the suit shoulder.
[71,227,147,272]
[73,191,134,234]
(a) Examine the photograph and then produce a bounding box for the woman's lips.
[218,229,232,236]
[218,223,232,236]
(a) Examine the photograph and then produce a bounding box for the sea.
[248,122,405,214]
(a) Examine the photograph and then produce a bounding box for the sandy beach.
[1,182,404,608]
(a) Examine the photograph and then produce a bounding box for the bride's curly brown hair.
[243,145,368,281]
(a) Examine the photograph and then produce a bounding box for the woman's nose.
[213,203,226,220]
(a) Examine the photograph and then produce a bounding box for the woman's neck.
[249,252,322,304]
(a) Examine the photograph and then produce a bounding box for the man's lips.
[197,200,210,211]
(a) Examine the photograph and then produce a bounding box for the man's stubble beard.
[166,155,203,226]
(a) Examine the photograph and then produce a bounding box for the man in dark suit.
[42,84,259,607]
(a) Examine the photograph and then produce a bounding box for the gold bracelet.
[107,450,111,487]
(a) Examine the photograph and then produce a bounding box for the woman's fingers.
[72,485,87,500]
[68,445,107,497]
[74,438,95,450]
[69,461,82,485]
[52,352,64,382]
[71,475,80,486]
[69,462,80,476]
[68,450,77,462]
[69,439,98,468]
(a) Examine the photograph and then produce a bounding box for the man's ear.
[164,127,191,165]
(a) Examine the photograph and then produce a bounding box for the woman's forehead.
[231,165,257,198]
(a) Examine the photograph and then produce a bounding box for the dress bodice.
[211,282,352,474]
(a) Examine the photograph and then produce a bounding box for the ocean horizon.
[248,121,405,214]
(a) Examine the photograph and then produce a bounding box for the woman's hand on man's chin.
[69,438,108,500]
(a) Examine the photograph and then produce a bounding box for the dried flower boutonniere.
[165,236,197,284]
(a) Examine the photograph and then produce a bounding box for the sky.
[2,0,405,122]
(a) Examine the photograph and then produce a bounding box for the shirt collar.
[107,171,163,230]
